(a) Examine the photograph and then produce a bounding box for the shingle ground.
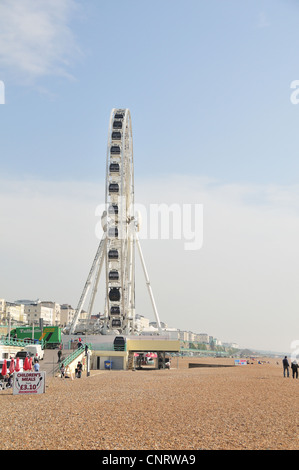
[0,357,297,450]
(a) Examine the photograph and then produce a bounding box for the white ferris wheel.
[69,109,161,336]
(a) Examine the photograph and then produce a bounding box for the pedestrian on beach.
[291,360,298,379]
[33,361,40,372]
[75,361,82,378]
[60,363,65,378]
[282,356,290,377]
[57,349,62,363]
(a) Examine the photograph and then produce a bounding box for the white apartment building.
[212,337,222,346]
[41,301,61,325]
[0,299,5,321]
[24,303,53,326]
[0,299,27,323]
[197,333,210,344]
[178,330,190,342]
[135,314,150,332]
[188,332,197,342]
[6,302,26,323]
[222,342,239,349]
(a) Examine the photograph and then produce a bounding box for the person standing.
[282,356,290,377]
[75,361,82,378]
[291,360,298,379]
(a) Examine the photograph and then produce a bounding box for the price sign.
[13,372,46,395]
[234,359,247,366]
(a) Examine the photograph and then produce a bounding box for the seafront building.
[59,304,76,327]
[0,296,238,349]
[0,299,27,324]
[40,301,61,325]
[24,303,54,326]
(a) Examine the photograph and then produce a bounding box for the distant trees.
[186,341,238,355]
[189,342,207,350]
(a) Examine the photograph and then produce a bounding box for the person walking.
[57,349,62,363]
[282,356,290,377]
[33,361,40,372]
[291,360,298,379]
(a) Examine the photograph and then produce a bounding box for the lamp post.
[8,312,11,341]
[86,349,90,377]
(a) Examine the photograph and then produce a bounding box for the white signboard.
[13,372,46,395]
[234,359,247,366]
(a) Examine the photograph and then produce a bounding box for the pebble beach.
[0,357,298,450]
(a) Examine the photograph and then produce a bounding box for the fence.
[60,346,86,369]
[0,336,43,348]
[61,339,124,352]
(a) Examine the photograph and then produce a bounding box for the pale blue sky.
[1,1,299,353]
[1,0,299,184]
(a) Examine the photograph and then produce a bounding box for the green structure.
[8,326,61,348]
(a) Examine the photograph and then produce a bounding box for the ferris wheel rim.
[105,108,135,334]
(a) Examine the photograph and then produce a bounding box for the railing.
[0,337,44,348]
[59,344,92,369]
[61,341,126,352]
[180,348,229,356]
[90,343,126,351]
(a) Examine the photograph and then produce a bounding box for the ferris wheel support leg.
[126,230,135,331]
[87,238,107,318]
[135,233,162,334]
[69,233,107,335]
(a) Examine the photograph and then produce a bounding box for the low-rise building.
[135,314,150,332]
[149,321,168,329]
[60,304,76,327]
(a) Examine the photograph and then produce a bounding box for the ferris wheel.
[69,109,161,336]
[105,108,135,333]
